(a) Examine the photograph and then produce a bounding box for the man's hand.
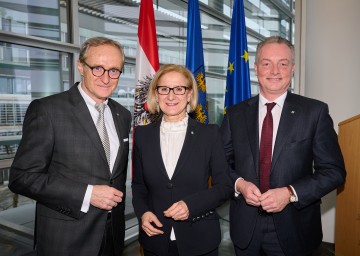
[236,179,262,207]
[141,211,164,237]
[259,187,289,213]
[163,200,189,221]
[90,185,123,211]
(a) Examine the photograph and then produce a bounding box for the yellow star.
[224,106,227,115]
[228,62,234,74]
[241,50,249,63]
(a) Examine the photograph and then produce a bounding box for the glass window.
[0,0,294,253]
[0,0,69,42]
[0,42,70,157]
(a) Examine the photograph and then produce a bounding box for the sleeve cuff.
[234,177,244,197]
[81,185,93,213]
[289,185,299,202]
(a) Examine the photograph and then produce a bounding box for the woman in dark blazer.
[132,64,233,256]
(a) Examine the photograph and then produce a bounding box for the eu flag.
[224,0,251,114]
[186,0,208,124]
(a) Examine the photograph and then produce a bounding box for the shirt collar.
[259,91,287,108]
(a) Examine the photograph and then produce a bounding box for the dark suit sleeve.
[292,103,346,209]
[220,113,241,185]
[182,126,233,219]
[132,127,151,219]
[9,100,87,219]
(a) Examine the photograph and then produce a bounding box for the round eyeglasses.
[83,62,122,79]
[156,86,189,95]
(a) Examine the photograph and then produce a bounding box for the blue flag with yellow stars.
[224,0,251,114]
[186,0,209,124]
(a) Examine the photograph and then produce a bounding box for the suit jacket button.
[167,183,173,189]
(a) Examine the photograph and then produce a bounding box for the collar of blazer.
[150,116,199,180]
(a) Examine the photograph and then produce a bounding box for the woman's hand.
[163,200,189,221]
[141,211,164,237]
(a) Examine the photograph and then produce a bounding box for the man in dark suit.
[220,36,346,256]
[9,37,131,256]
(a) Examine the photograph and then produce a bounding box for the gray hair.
[79,37,125,69]
[255,36,295,64]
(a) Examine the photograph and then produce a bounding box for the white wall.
[296,0,360,243]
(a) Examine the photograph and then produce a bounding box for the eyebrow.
[261,58,290,62]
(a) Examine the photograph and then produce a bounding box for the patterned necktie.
[259,102,276,193]
[95,103,110,167]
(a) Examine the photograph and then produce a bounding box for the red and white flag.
[134,0,159,126]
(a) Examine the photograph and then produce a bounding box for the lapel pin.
[116,113,119,116]
[191,131,194,135]
[291,110,295,114]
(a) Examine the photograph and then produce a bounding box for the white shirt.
[258,92,287,154]
[160,114,188,240]
[78,83,120,213]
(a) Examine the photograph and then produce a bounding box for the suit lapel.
[171,118,198,180]
[108,99,126,176]
[271,93,299,170]
[69,86,109,169]
[245,96,261,176]
[151,120,170,179]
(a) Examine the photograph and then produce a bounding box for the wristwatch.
[287,186,296,203]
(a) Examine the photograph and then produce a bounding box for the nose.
[101,71,111,84]
[167,90,175,99]
[270,64,279,75]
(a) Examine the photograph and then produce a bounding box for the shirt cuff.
[81,185,93,213]
[289,185,299,202]
[234,177,244,197]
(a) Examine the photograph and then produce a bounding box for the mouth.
[165,103,178,106]
[267,77,282,82]
[97,84,112,89]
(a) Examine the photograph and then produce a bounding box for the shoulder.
[108,98,131,117]
[286,93,328,113]
[188,118,220,138]
[134,120,159,139]
[226,96,258,116]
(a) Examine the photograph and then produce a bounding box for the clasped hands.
[237,179,290,213]
[141,200,189,237]
[90,185,123,211]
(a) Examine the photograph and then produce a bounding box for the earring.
[157,104,160,113]
[187,103,191,113]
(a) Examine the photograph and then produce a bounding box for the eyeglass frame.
[156,86,190,95]
[83,61,122,79]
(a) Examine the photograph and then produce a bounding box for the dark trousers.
[143,240,219,256]
[234,215,285,256]
[98,213,115,256]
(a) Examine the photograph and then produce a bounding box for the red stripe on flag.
[138,0,159,71]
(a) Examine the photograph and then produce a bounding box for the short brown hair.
[147,64,198,114]
[79,37,125,69]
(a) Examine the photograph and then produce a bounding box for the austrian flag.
[134,0,160,126]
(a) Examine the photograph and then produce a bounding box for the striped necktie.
[95,103,110,167]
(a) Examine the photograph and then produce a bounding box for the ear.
[254,63,258,76]
[77,60,84,76]
[187,89,192,102]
